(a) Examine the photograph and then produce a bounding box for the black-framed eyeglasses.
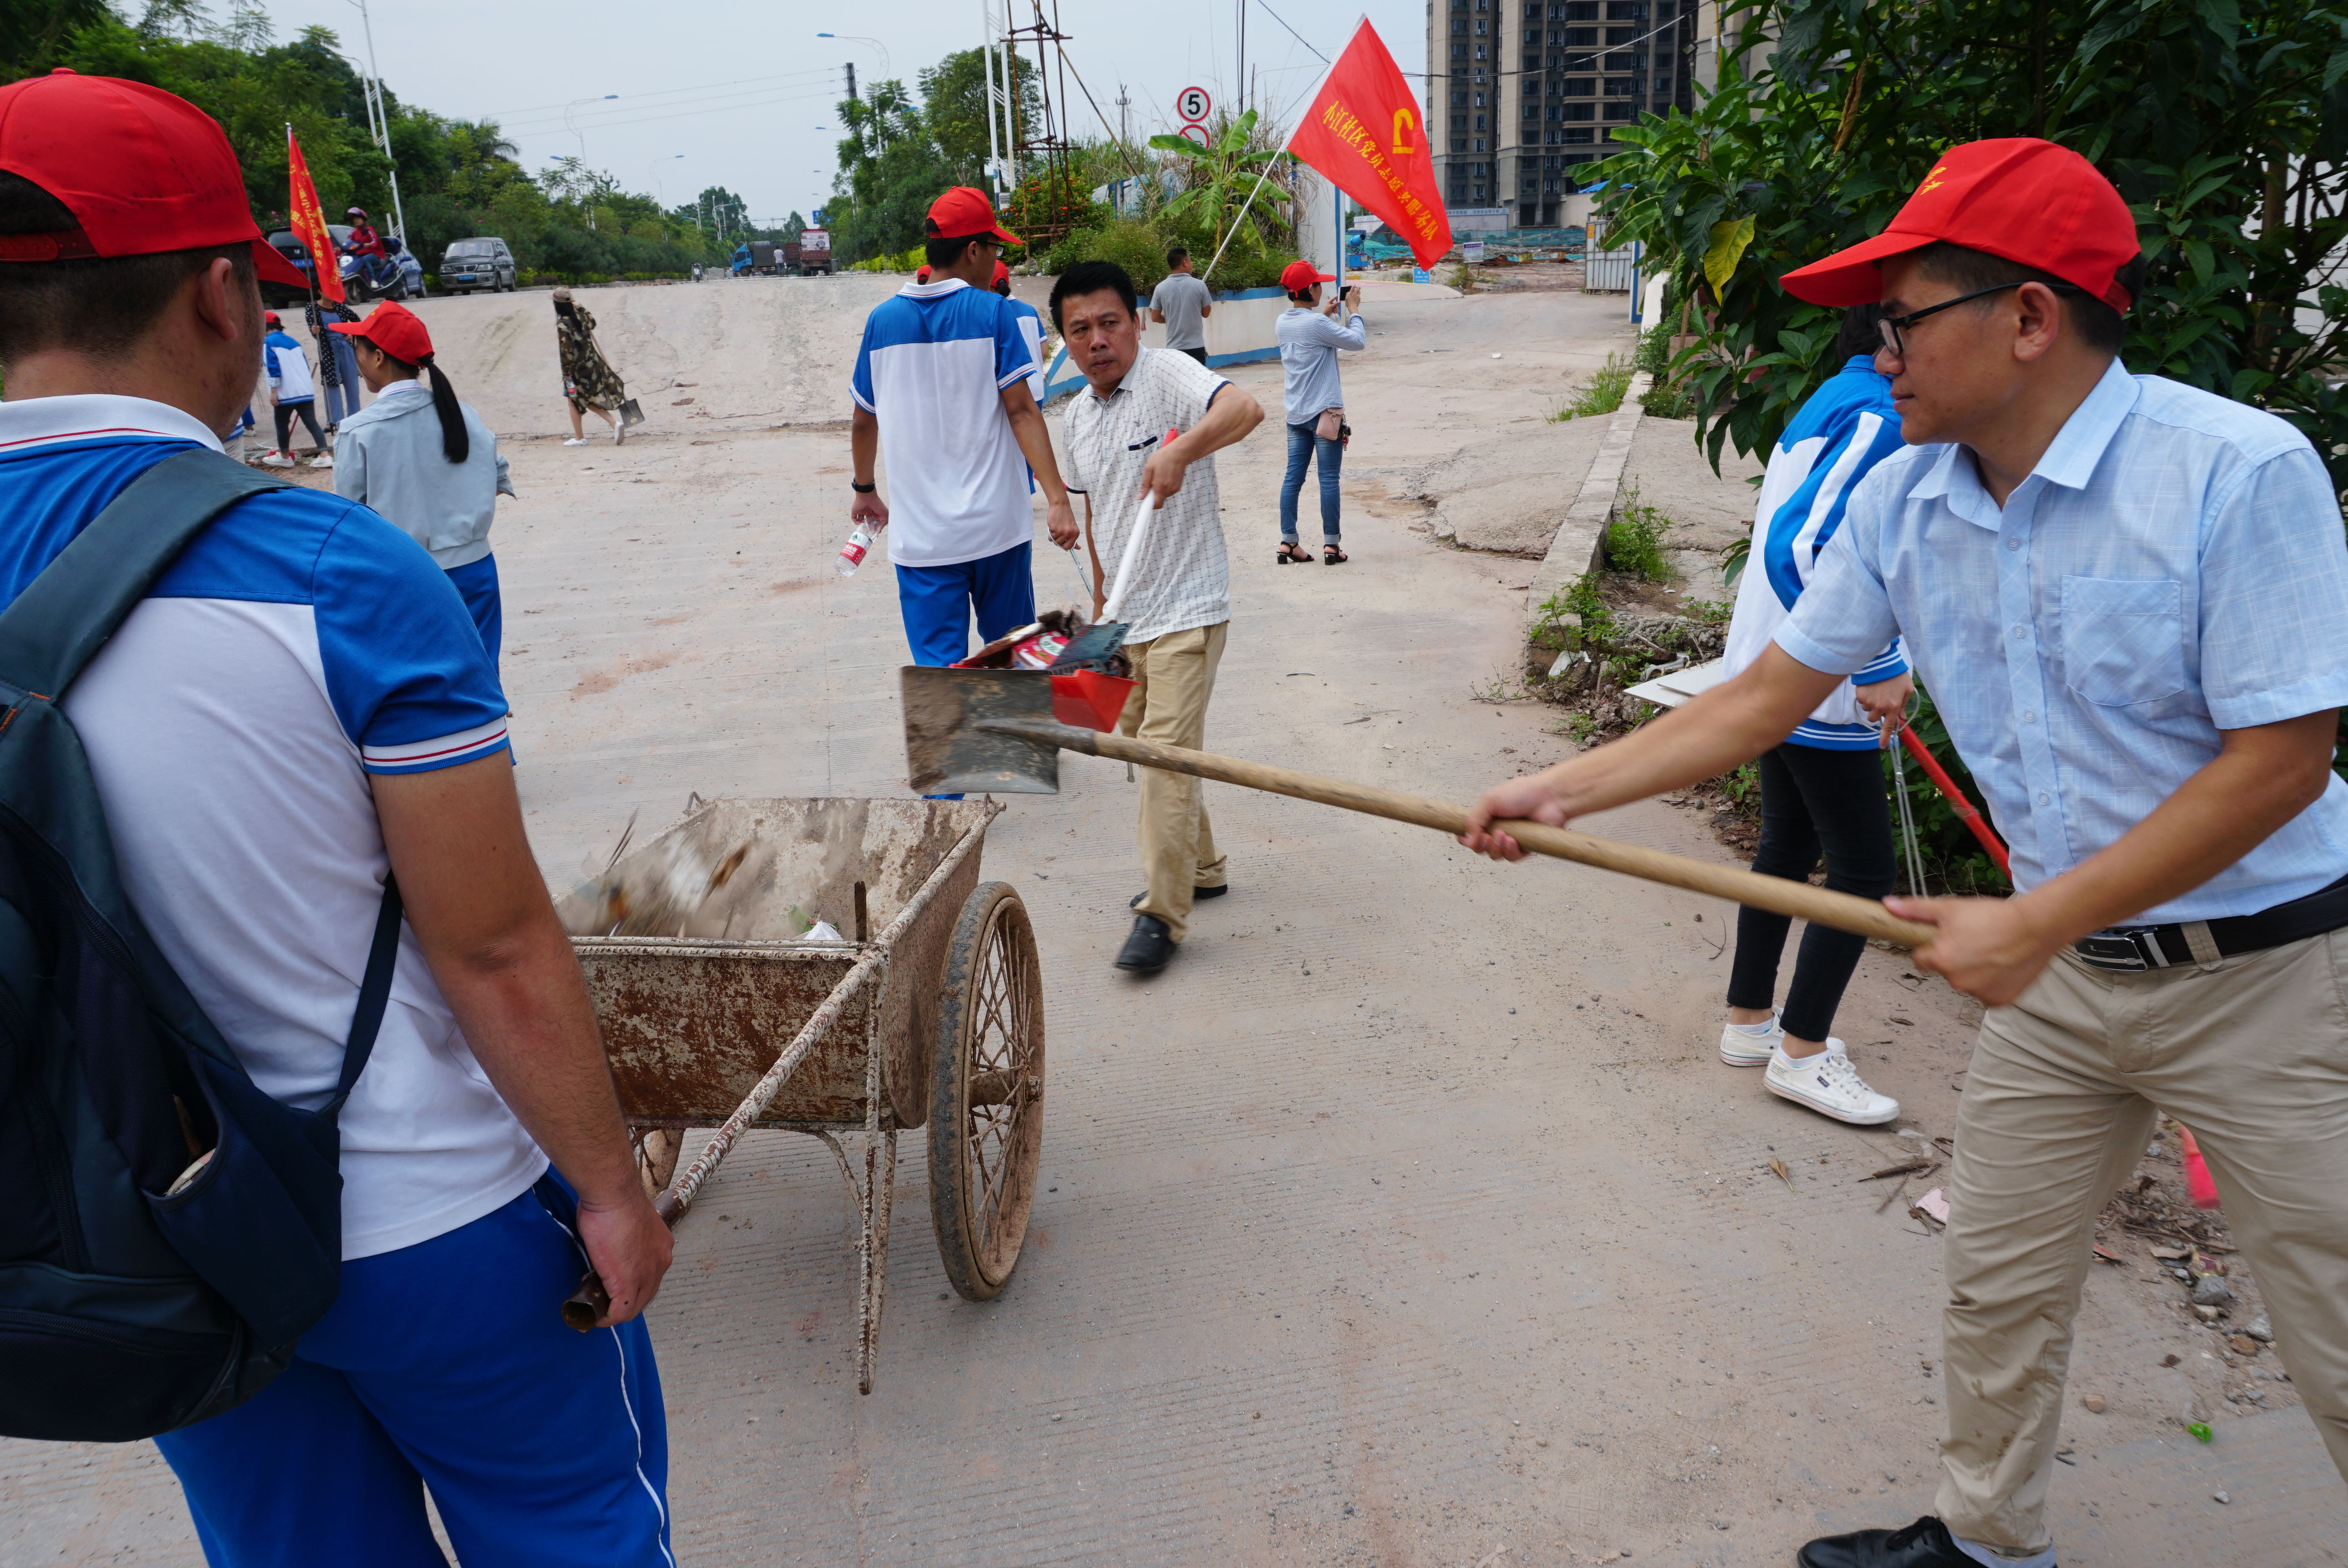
[1877,280,2083,357]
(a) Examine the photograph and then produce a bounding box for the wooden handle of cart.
[1074,728,1939,950]
[561,1190,684,1332]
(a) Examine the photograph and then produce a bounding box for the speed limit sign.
[1176,85,1212,124]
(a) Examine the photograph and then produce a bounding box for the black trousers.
[1178,346,1209,365]
[1726,741,1896,1042]
[273,401,325,452]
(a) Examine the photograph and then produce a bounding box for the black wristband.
[851,481,877,494]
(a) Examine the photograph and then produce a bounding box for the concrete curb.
[1525,369,1651,635]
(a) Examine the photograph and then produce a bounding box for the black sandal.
[1322,544,1348,565]
[1276,541,1313,565]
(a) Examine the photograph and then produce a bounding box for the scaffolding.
[993,0,1081,255]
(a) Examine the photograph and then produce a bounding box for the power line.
[1250,0,1328,66]
[482,66,841,122]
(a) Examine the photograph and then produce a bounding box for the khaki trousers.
[1937,931,2348,1553]
[1118,622,1228,942]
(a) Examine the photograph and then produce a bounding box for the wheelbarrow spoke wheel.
[929,880,1045,1301]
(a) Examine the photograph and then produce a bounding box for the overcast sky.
[256,0,1425,226]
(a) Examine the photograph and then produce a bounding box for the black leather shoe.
[1129,883,1229,908]
[1799,1517,2023,1568]
[1114,914,1177,973]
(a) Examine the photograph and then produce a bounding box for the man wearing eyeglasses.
[1462,138,2348,1568]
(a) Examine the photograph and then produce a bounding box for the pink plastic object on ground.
[2178,1125,2221,1210]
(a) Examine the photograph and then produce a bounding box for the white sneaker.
[563,437,591,446]
[259,450,292,468]
[307,453,333,470]
[1719,1010,1783,1067]
[1767,1043,1900,1126]
[612,420,624,445]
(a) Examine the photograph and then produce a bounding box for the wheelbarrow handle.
[560,1190,684,1332]
[1053,726,1939,950]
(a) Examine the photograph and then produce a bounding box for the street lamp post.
[815,32,890,75]
[646,153,683,205]
[564,95,618,162]
[342,0,408,248]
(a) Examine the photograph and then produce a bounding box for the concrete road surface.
[7,280,2342,1567]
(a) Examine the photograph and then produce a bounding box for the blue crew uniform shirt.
[1778,358,2348,921]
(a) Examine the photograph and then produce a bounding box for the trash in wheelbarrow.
[950,605,1134,735]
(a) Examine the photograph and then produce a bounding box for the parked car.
[439,236,517,294]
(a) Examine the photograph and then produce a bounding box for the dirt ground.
[6,280,2342,1567]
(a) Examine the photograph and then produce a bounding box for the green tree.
[1595,0,2348,495]
[919,47,1039,183]
[1146,109,1296,259]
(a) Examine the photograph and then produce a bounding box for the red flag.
[1285,20,1453,270]
[286,126,342,302]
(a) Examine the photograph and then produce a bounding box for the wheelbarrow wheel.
[929,880,1045,1301]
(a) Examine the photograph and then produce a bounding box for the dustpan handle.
[1099,428,1180,623]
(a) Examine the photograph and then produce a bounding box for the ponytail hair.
[358,336,468,463]
[420,354,469,465]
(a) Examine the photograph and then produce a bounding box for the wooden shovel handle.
[1074,729,1938,948]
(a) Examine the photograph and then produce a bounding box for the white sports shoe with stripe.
[1719,1010,1783,1066]
[1766,1043,1900,1125]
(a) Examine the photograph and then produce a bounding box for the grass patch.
[1550,353,1633,422]
[1448,262,1476,293]
[1532,571,1612,646]
[1603,482,1672,584]
[1470,668,1528,703]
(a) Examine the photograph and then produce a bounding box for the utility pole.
[983,0,1003,199]
[845,61,856,110]
[344,0,407,246]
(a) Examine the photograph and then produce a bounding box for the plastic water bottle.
[835,522,878,576]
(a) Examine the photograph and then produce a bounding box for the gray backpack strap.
[0,447,287,699]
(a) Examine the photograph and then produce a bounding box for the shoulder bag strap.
[322,876,403,1119]
[0,447,286,699]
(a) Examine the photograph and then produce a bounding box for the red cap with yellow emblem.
[1780,138,2139,313]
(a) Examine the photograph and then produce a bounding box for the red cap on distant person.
[993,259,1011,286]
[1280,260,1337,292]
[1780,138,2139,312]
[0,69,308,287]
[924,186,1019,245]
[328,299,432,363]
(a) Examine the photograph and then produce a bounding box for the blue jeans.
[1279,420,1342,544]
[445,554,501,662]
[155,1179,670,1568]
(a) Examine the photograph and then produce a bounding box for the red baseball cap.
[327,300,432,363]
[1280,260,1336,293]
[992,259,1011,286]
[1780,137,2139,312]
[0,69,308,288]
[925,186,1019,245]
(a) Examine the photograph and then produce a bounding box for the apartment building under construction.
[1425,0,1701,230]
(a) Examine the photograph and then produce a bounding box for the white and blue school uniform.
[332,380,515,659]
[848,276,1042,666]
[0,395,669,1565]
[1721,354,1911,741]
[263,328,316,405]
[1003,292,1047,405]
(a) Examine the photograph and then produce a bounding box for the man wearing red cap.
[1464,138,2348,1567]
[849,187,1073,672]
[0,71,674,1561]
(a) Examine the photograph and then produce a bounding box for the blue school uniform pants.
[894,541,1034,667]
[154,1179,671,1568]
[445,554,502,661]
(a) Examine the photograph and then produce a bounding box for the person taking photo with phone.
[1274,261,1363,565]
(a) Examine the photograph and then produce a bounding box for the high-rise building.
[1424,0,1698,231]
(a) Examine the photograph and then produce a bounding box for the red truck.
[785,229,832,276]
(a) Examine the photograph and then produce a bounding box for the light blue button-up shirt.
[1778,358,2348,922]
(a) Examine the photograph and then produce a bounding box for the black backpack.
[0,448,402,1441]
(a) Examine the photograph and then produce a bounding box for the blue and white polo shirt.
[0,394,544,1260]
[1721,355,1909,749]
[849,277,1040,568]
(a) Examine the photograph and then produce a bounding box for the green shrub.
[1603,482,1672,583]
[1552,353,1633,421]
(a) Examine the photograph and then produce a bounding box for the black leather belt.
[2075,872,2348,972]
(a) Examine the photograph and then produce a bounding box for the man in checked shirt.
[1050,260,1266,974]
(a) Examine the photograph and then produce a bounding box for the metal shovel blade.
[901,666,1065,795]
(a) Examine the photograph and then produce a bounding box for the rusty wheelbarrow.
[559,796,1044,1392]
